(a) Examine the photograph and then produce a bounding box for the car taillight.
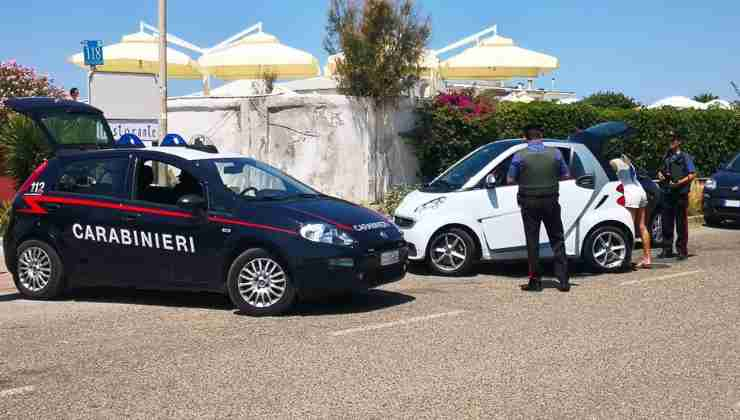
[616,183,625,206]
[13,160,48,202]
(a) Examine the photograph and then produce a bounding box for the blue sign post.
[82,40,104,67]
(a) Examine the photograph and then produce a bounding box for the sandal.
[634,259,652,269]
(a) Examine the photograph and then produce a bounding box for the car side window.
[134,159,205,207]
[55,157,129,198]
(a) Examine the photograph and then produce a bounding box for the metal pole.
[158,0,168,141]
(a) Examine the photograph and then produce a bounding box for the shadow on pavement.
[289,289,415,317]
[0,293,21,302]
[57,287,415,317]
[64,287,235,311]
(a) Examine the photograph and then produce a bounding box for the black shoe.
[677,254,688,261]
[521,279,543,292]
[658,249,675,259]
[558,282,571,292]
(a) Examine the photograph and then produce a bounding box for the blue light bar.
[161,133,187,146]
[116,133,145,147]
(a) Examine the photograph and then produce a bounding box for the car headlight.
[414,197,446,214]
[704,178,717,191]
[300,223,357,247]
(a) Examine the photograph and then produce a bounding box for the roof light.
[161,133,187,147]
[116,134,145,148]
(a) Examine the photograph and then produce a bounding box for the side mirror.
[485,173,497,189]
[177,194,206,216]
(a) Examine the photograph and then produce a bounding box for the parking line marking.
[620,270,704,286]
[329,310,466,337]
[0,386,35,398]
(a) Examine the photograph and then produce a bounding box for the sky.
[1,0,739,104]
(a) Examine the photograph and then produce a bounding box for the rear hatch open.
[4,97,115,154]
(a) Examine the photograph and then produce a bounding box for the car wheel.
[583,225,632,273]
[650,212,664,246]
[227,248,296,316]
[426,227,477,276]
[14,240,65,299]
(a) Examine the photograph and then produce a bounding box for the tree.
[582,91,640,109]
[261,68,278,94]
[693,92,719,103]
[323,0,431,105]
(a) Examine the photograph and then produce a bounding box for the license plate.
[724,200,740,208]
[380,250,400,266]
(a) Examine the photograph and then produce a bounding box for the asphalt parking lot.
[1,225,739,419]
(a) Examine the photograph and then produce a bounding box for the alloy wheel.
[18,246,53,292]
[237,258,287,308]
[591,231,627,269]
[430,232,468,273]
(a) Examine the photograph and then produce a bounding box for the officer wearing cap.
[507,125,571,292]
[657,131,696,260]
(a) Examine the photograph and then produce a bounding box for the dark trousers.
[662,194,689,255]
[519,195,569,284]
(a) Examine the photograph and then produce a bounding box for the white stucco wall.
[168,94,419,203]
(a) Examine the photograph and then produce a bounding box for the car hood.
[712,170,740,187]
[394,190,447,218]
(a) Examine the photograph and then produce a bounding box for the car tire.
[14,240,65,299]
[426,227,477,276]
[583,225,633,273]
[227,248,296,316]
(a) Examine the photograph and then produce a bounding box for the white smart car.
[394,122,640,276]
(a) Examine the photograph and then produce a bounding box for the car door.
[121,152,223,290]
[45,153,135,285]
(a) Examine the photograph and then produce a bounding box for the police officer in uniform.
[507,125,571,292]
[657,131,696,260]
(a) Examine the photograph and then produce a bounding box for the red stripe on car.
[208,216,298,236]
[285,207,353,231]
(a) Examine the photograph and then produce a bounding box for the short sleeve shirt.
[507,140,570,181]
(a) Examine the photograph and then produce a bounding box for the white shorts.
[624,184,648,209]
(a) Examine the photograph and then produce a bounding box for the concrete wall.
[168,94,419,203]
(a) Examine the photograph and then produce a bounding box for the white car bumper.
[394,215,431,261]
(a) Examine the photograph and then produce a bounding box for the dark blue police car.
[703,151,740,225]
[2,98,407,315]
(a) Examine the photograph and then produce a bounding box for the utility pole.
[158,0,168,142]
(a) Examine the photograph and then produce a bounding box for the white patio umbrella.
[439,35,558,80]
[198,31,320,80]
[648,96,708,110]
[68,31,202,79]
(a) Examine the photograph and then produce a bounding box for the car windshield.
[39,111,114,147]
[424,140,520,192]
[203,158,320,200]
[727,154,740,172]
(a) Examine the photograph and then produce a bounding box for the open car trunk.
[4,97,115,154]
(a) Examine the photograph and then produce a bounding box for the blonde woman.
[610,155,652,268]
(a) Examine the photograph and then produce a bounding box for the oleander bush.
[0,113,51,186]
[374,183,420,216]
[0,200,11,236]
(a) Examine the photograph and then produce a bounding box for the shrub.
[0,200,11,236]
[0,113,52,186]
[374,184,419,216]
[582,91,640,109]
[406,97,740,180]
[0,59,66,125]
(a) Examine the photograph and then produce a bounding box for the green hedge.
[406,97,740,179]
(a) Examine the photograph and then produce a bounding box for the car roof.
[60,146,246,161]
[5,97,104,115]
